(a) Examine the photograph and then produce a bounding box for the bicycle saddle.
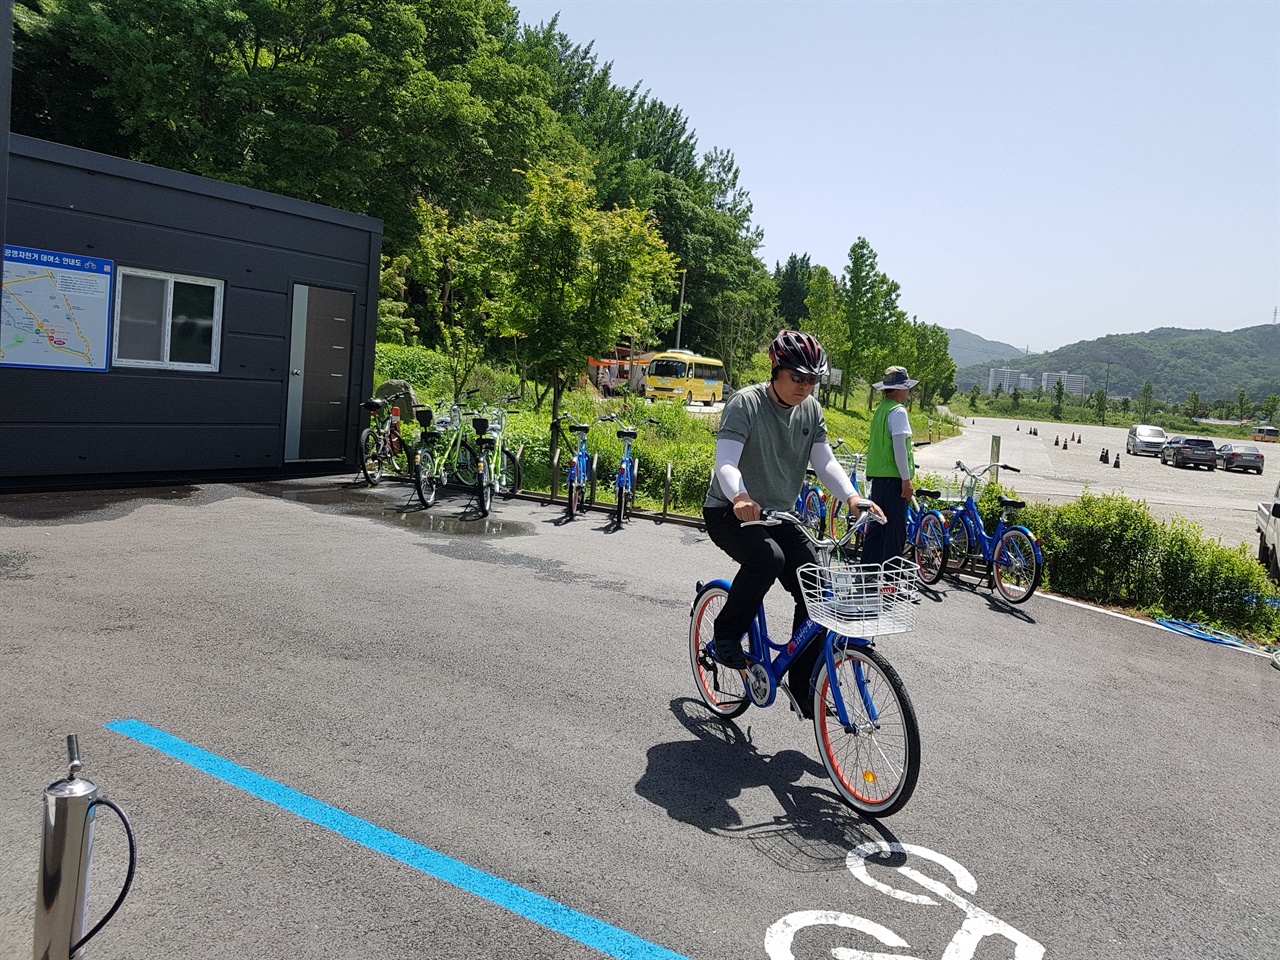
[361,398,388,413]
[569,424,591,434]
[997,496,1025,510]
[616,429,637,440]
[916,488,941,499]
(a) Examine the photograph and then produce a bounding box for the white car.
[1126,424,1166,456]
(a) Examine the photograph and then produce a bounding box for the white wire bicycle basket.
[835,451,867,489]
[798,556,918,638]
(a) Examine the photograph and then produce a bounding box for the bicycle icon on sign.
[765,841,1044,960]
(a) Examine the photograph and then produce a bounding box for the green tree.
[377,255,419,345]
[1093,388,1107,424]
[1263,394,1280,424]
[1238,389,1250,423]
[774,253,812,328]
[992,383,1004,400]
[1138,381,1155,422]
[1010,387,1021,410]
[1185,391,1201,421]
[502,162,677,430]
[1051,378,1065,420]
[967,383,981,410]
[911,321,955,409]
[1120,397,1131,416]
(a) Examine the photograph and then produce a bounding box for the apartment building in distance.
[1042,371,1087,395]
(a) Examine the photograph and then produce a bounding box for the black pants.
[861,476,909,566]
[703,506,821,696]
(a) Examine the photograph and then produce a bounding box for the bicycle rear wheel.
[813,644,920,817]
[567,470,580,517]
[802,489,825,537]
[993,528,1041,603]
[944,513,971,576]
[414,448,438,508]
[689,585,749,719]
[914,512,948,586]
[359,428,383,486]
[387,438,410,478]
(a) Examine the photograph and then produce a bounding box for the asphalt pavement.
[916,416,1272,552]
[2,479,1277,960]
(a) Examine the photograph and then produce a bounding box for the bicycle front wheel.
[359,428,383,486]
[813,644,920,817]
[914,512,948,586]
[415,448,438,508]
[615,480,627,525]
[499,447,521,499]
[993,528,1041,604]
[689,585,749,718]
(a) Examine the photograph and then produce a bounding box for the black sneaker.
[710,638,749,670]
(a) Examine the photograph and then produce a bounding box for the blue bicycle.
[905,488,949,586]
[554,413,598,518]
[601,413,658,525]
[689,509,921,817]
[941,460,1043,603]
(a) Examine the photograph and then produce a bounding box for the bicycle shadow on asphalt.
[936,576,1037,623]
[635,698,900,873]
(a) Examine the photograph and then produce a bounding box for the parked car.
[1160,435,1217,469]
[1126,424,1166,456]
[1216,442,1265,474]
[1257,476,1280,583]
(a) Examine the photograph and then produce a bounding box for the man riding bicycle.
[702,330,884,714]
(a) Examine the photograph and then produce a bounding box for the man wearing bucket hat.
[861,365,919,567]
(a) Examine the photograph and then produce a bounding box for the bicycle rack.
[513,444,524,496]
[549,449,560,502]
[662,462,673,518]
[590,453,599,505]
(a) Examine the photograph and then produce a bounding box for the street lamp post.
[674,269,687,349]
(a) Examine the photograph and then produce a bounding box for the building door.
[285,284,355,461]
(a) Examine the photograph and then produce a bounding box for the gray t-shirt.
[705,382,828,511]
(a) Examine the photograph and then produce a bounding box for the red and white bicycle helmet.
[768,329,829,377]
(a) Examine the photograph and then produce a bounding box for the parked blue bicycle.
[689,508,921,816]
[941,460,1043,603]
[600,413,658,525]
[553,413,599,518]
[905,488,949,586]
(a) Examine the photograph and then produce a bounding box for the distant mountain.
[953,325,1280,402]
[943,328,1030,368]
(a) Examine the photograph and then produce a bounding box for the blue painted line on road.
[105,719,690,960]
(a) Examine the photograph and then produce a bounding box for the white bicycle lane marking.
[765,842,1045,960]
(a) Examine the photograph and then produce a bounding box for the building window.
[112,268,223,371]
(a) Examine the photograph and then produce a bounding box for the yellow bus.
[1251,425,1279,443]
[644,349,725,405]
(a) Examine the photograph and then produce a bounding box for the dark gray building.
[1,135,382,492]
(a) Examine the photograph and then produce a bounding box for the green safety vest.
[866,399,914,478]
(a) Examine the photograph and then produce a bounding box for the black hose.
[69,797,136,958]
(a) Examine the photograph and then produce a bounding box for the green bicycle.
[414,393,481,509]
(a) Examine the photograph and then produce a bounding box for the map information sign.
[2,245,114,371]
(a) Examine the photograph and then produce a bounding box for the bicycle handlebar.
[954,460,1021,478]
[743,504,883,551]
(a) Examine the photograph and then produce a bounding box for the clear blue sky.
[513,0,1279,353]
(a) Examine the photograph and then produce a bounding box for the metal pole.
[674,269,686,349]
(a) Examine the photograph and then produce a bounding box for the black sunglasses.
[788,372,820,386]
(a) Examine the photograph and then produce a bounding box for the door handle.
[291,369,301,376]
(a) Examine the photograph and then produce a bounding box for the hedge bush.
[1013,490,1279,641]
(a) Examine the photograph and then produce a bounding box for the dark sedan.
[1160,435,1217,469]
[1216,442,1265,474]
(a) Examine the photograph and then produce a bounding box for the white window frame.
[111,266,224,372]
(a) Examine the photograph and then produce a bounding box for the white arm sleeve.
[810,443,857,501]
[893,433,912,480]
[715,438,746,500]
